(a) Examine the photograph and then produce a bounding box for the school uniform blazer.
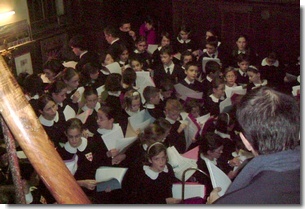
[205,94,225,117]
[164,119,187,154]
[122,163,176,204]
[107,39,125,61]
[118,30,135,52]
[172,37,197,54]
[236,70,249,86]
[154,64,185,88]
[201,77,213,100]
[75,51,100,73]
[144,104,165,120]
[39,112,66,147]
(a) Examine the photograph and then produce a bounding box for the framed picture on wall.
[14,52,33,76]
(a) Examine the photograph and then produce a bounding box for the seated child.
[143,86,165,119]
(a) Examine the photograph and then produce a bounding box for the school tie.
[243,73,247,77]
[167,67,171,75]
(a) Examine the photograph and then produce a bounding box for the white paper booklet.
[128,109,154,132]
[292,85,300,96]
[172,183,205,199]
[105,62,121,74]
[167,146,197,181]
[69,86,85,103]
[63,105,76,121]
[102,126,137,152]
[95,166,128,192]
[135,71,155,104]
[204,158,232,196]
[219,97,232,113]
[76,109,93,124]
[147,44,158,54]
[225,85,243,98]
[63,61,78,69]
[174,83,203,101]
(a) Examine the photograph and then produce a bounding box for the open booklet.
[135,71,155,104]
[172,182,205,199]
[102,127,137,153]
[95,166,128,192]
[174,83,203,101]
[183,113,211,150]
[105,62,121,74]
[128,109,154,133]
[167,146,197,181]
[147,44,158,55]
[204,158,232,196]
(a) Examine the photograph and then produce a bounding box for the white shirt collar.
[238,69,247,76]
[261,58,279,67]
[215,130,231,139]
[238,50,246,54]
[111,38,120,45]
[253,79,268,88]
[177,37,191,44]
[143,165,169,180]
[144,103,155,109]
[209,94,220,103]
[82,102,101,112]
[184,77,194,85]
[125,109,140,117]
[108,91,121,97]
[39,112,59,127]
[79,51,88,58]
[165,117,177,125]
[97,123,120,135]
[64,137,88,153]
[207,50,218,58]
[163,62,174,72]
[206,76,213,82]
[200,153,217,165]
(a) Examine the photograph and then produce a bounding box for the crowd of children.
[0,16,300,204]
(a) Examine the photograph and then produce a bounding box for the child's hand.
[166,197,181,204]
[112,154,126,165]
[82,129,94,138]
[107,149,119,158]
[79,179,97,190]
[72,91,80,103]
[105,186,112,193]
[206,187,221,204]
[177,123,187,133]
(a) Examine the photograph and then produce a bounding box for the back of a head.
[205,60,221,75]
[104,25,119,38]
[69,35,88,51]
[236,86,300,155]
[43,58,65,74]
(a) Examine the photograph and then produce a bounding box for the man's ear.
[239,132,258,156]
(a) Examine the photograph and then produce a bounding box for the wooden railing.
[0,55,90,204]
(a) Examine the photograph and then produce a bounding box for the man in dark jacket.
[207,86,300,204]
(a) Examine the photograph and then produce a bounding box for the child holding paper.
[205,78,226,117]
[123,142,180,204]
[163,99,188,154]
[192,132,224,200]
[119,89,143,135]
[62,67,83,113]
[246,66,268,92]
[93,105,126,165]
[143,86,165,119]
[57,118,109,203]
[122,119,171,169]
[77,86,100,136]
[179,61,203,92]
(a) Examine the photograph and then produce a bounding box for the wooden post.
[0,56,91,204]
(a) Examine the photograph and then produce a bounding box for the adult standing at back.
[207,86,300,204]
[104,25,125,61]
[139,15,157,45]
[69,34,100,73]
[118,19,137,53]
